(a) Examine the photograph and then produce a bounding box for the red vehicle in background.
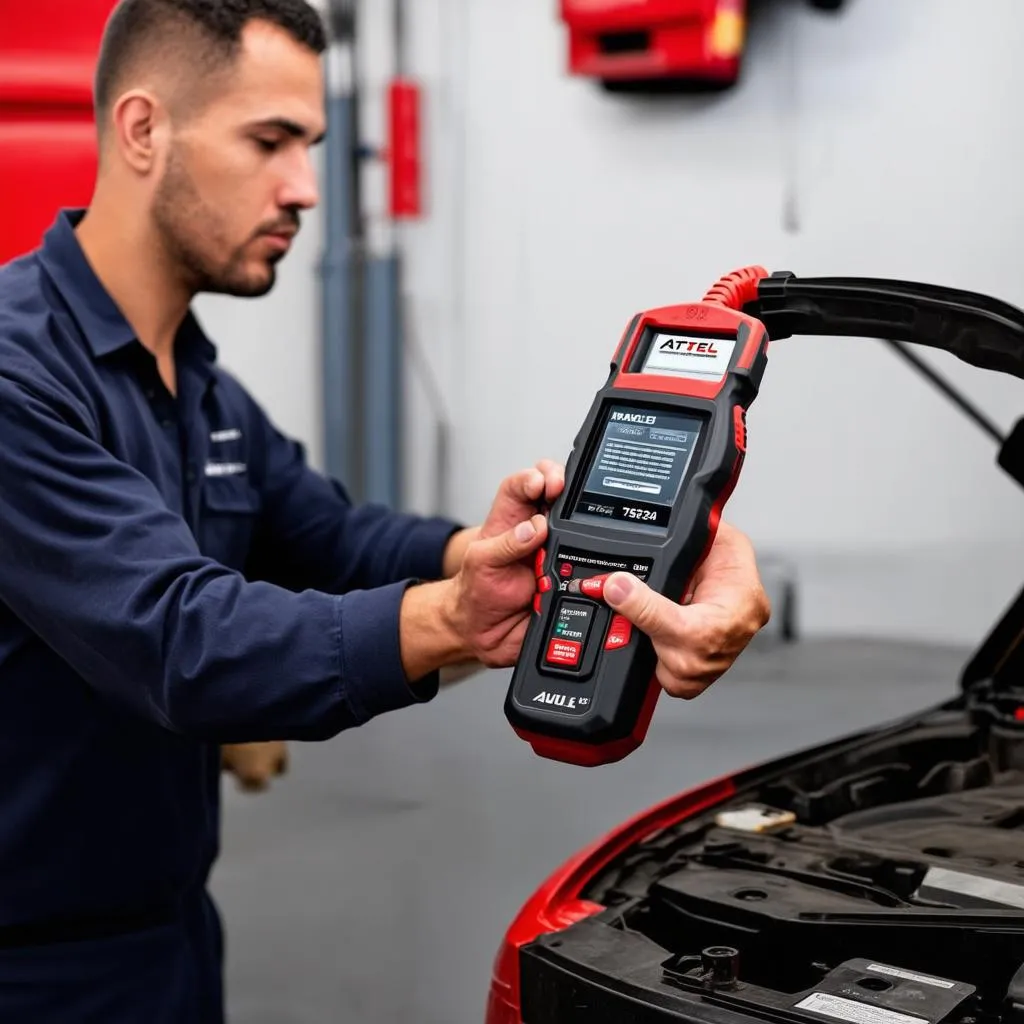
[559,0,846,90]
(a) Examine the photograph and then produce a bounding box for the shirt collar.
[38,208,217,369]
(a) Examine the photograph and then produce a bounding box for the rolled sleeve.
[335,580,440,723]
[390,516,464,583]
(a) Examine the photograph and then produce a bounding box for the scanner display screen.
[569,404,703,533]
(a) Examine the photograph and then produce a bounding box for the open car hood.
[743,273,1024,381]
[728,269,1024,702]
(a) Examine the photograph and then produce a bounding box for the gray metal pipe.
[318,68,359,491]
[321,8,366,495]
[358,0,409,510]
[363,251,403,508]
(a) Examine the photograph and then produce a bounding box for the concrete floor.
[209,636,970,1024]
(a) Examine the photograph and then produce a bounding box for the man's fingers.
[602,521,769,703]
[490,462,566,521]
[534,459,565,505]
[602,572,677,642]
[222,740,289,793]
[512,467,546,505]
[471,513,547,568]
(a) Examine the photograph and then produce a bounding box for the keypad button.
[604,614,633,651]
[577,575,609,600]
[545,638,582,667]
[544,599,595,671]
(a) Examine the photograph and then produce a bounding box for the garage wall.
[193,0,1024,647]
[387,0,1024,646]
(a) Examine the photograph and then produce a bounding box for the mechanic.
[0,1,771,1021]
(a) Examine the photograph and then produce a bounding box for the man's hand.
[441,460,565,577]
[479,459,565,540]
[221,741,289,793]
[407,468,767,698]
[602,521,771,700]
[442,513,550,668]
[400,512,549,679]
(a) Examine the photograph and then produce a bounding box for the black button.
[186,466,197,484]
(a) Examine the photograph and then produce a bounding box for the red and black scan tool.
[506,266,1024,766]
[504,266,772,767]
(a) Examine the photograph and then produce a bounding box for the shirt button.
[186,466,197,484]
[161,418,174,429]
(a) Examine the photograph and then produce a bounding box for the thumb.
[475,513,547,568]
[603,572,670,640]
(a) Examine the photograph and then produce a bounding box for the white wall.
[202,0,1024,647]
[397,0,1024,646]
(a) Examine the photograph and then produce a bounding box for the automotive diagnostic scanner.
[504,267,773,768]
[505,267,1024,767]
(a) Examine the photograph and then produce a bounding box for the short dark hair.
[94,0,327,129]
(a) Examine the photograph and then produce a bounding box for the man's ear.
[110,89,167,175]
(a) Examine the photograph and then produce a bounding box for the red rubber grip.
[702,265,769,310]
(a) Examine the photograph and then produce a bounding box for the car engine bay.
[521,700,1024,1024]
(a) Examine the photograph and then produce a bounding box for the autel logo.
[658,338,719,356]
[642,332,735,381]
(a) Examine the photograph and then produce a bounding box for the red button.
[733,405,746,454]
[533,594,543,613]
[538,575,552,593]
[578,574,610,600]
[535,548,546,577]
[545,638,582,667]
[559,561,574,578]
[604,614,633,650]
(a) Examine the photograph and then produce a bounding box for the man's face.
[151,20,326,298]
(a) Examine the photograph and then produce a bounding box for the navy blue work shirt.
[0,209,461,1021]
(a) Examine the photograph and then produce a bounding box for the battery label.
[865,965,955,991]
[795,994,927,1024]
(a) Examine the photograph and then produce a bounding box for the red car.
[485,273,1024,1023]
[486,630,1024,1023]
[559,0,846,90]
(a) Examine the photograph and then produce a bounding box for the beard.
[151,144,294,299]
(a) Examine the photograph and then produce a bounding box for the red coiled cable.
[702,265,769,310]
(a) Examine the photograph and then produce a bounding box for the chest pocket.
[199,473,262,570]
